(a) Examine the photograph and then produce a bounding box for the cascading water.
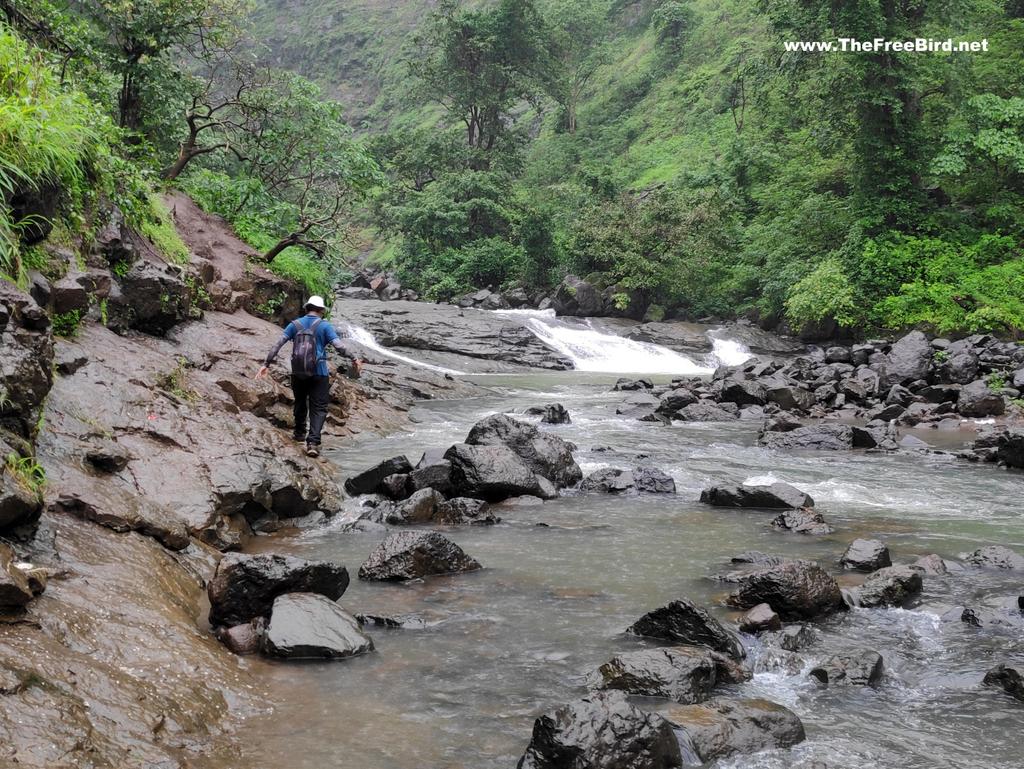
[343,324,465,375]
[495,308,751,375]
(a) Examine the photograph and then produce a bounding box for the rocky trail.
[1,193,1023,768]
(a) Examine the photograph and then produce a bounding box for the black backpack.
[290,318,322,376]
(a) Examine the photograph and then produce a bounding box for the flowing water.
[201,322,1024,769]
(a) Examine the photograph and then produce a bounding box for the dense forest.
[2,0,1023,336]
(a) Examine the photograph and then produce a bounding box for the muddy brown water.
[197,372,1024,769]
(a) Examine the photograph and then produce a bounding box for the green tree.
[543,0,611,133]
[409,0,549,153]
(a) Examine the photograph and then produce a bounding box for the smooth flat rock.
[261,593,374,660]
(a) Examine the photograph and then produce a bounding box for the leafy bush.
[784,258,858,331]
[267,250,331,298]
[51,309,83,337]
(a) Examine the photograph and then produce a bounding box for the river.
[199,317,1024,769]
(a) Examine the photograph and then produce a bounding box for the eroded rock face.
[357,531,481,582]
[665,697,806,763]
[628,598,744,659]
[0,283,54,439]
[207,553,350,627]
[726,562,846,620]
[810,650,884,687]
[516,690,683,769]
[261,593,374,660]
[700,482,813,509]
[465,414,582,488]
[445,443,549,501]
[770,509,833,535]
[593,646,717,704]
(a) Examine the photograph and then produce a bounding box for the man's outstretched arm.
[256,323,296,379]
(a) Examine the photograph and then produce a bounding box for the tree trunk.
[262,235,298,262]
[161,144,194,181]
[119,71,143,132]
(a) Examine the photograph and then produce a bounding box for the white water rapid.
[495,308,751,375]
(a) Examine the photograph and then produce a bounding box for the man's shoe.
[305,444,320,458]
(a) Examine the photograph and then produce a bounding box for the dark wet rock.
[759,424,854,451]
[358,530,481,582]
[0,457,43,530]
[0,543,35,607]
[367,491,498,526]
[52,492,189,551]
[207,552,349,627]
[883,331,932,388]
[107,258,192,335]
[957,380,1005,417]
[355,612,432,629]
[854,565,923,608]
[840,539,892,572]
[720,379,767,406]
[540,403,571,424]
[378,473,411,500]
[934,347,980,385]
[665,697,806,764]
[730,551,786,566]
[634,466,676,494]
[614,377,654,391]
[764,384,815,412]
[737,603,781,633]
[516,690,682,769]
[465,414,582,488]
[962,545,1024,570]
[700,482,813,509]
[551,275,605,317]
[709,651,753,684]
[770,509,833,535]
[852,422,899,451]
[675,402,739,422]
[763,624,816,653]
[760,411,803,433]
[83,441,131,473]
[810,650,884,687]
[344,455,414,496]
[656,388,699,416]
[261,593,374,660]
[628,598,744,659]
[445,443,550,501]
[594,646,717,704]
[983,665,1024,702]
[581,468,637,494]
[0,285,54,438]
[726,562,846,620]
[216,619,265,655]
[407,459,454,497]
[437,497,499,525]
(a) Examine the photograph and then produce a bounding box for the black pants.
[291,374,330,445]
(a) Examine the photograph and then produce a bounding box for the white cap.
[305,295,327,310]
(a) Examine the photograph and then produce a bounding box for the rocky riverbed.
[2,195,1023,767]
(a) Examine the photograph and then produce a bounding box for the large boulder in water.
[593,646,717,704]
[983,664,1024,702]
[344,455,413,496]
[261,593,374,660]
[581,468,637,494]
[840,539,892,571]
[628,598,744,659]
[957,380,1005,417]
[810,650,884,687]
[726,562,846,620]
[665,697,805,764]
[634,466,676,494]
[962,545,1024,570]
[358,530,481,581]
[516,690,683,769]
[207,553,349,627]
[445,443,552,501]
[854,565,923,608]
[759,424,854,451]
[465,414,582,488]
[700,482,813,509]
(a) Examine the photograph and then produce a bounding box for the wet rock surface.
[465,414,582,488]
[628,598,744,659]
[516,690,683,769]
[983,664,1024,702]
[809,650,884,687]
[854,565,924,608]
[358,531,482,581]
[700,482,813,509]
[593,646,717,704]
[770,508,833,535]
[726,561,846,620]
[962,545,1024,570]
[665,697,806,763]
[261,592,374,660]
[840,538,892,571]
[207,552,350,627]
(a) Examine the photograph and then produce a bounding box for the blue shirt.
[266,314,348,376]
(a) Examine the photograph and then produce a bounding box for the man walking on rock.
[256,295,361,457]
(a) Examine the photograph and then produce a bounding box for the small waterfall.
[496,309,752,375]
[343,325,465,375]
